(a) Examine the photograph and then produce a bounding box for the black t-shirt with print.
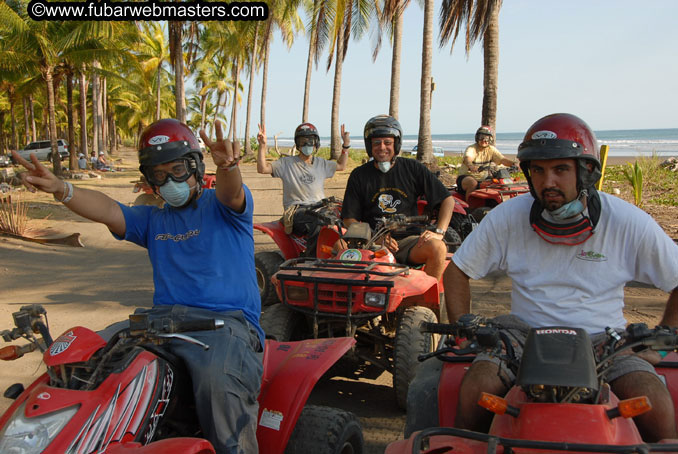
[342,157,450,232]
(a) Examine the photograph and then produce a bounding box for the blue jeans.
[107,305,264,454]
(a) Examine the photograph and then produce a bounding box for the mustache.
[541,188,565,198]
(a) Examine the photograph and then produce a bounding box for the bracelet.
[342,145,350,149]
[53,181,73,203]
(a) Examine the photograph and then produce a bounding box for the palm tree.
[379,0,412,119]
[315,0,373,159]
[301,0,323,123]
[416,0,434,163]
[138,22,170,122]
[169,21,187,123]
[439,0,502,130]
[243,22,262,155]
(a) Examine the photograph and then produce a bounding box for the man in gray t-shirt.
[257,122,349,256]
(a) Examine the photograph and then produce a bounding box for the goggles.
[371,138,394,147]
[295,137,317,147]
[145,158,193,186]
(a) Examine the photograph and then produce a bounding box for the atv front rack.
[277,257,411,337]
[411,427,678,454]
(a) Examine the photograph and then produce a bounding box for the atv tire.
[285,405,364,454]
[260,303,304,341]
[393,306,438,410]
[255,251,284,307]
[444,227,462,253]
[471,206,492,223]
[403,355,444,437]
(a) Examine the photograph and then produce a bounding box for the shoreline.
[495,154,662,166]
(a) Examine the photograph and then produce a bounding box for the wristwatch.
[434,228,445,235]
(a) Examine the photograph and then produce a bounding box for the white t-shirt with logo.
[453,192,678,333]
[271,156,337,209]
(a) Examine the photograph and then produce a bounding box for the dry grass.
[0,194,29,236]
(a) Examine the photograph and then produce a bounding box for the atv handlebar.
[128,313,225,336]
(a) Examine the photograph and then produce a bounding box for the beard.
[540,188,567,211]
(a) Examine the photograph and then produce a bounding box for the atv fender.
[388,271,442,311]
[254,221,302,260]
[104,438,214,453]
[256,337,356,454]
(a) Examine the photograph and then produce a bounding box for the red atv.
[452,166,529,222]
[132,174,217,207]
[254,197,344,306]
[264,214,450,409]
[387,315,678,454]
[0,304,364,453]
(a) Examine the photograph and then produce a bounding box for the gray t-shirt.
[271,156,337,209]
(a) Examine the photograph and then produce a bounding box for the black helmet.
[137,119,205,188]
[363,115,402,157]
[294,123,320,148]
[475,125,494,144]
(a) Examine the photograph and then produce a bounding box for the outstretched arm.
[256,124,273,174]
[443,261,472,322]
[659,287,678,327]
[11,151,125,236]
[200,120,245,212]
[336,123,350,172]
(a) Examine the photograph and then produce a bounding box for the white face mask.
[300,145,314,156]
[158,180,195,207]
[377,161,392,173]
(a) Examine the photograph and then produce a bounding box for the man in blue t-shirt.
[12,119,263,454]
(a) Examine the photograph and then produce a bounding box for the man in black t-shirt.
[341,115,454,280]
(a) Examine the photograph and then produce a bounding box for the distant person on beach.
[340,114,454,280]
[90,151,97,169]
[440,113,678,441]
[256,122,349,256]
[11,119,264,453]
[456,125,516,201]
[77,153,87,170]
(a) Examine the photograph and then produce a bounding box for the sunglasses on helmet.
[146,158,194,186]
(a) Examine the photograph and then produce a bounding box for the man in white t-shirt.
[442,113,678,441]
[456,126,515,201]
[257,122,349,256]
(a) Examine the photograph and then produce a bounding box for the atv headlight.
[286,285,309,301]
[0,400,78,454]
[364,292,386,308]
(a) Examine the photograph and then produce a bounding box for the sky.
[234,0,678,137]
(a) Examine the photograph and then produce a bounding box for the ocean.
[275,128,678,158]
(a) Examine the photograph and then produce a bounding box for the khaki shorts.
[394,235,421,265]
[474,314,658,384]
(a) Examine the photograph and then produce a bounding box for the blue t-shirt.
[115,186,263,344]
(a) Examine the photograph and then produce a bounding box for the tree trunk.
[260,20,272,131]
[102,77,108,153]
[172,22,187,123]
[389,4,404,119]
[44,65,63,176]
[108,110,116,154]
[66,72,76,170]
[28,95,37,142]
[229,56,240,142]
[156,64,162,121]
[481,3,500,131]
[8,90,17,151]
[416,0,434,164]
[22,97,30,146]
[199,92,207,131]
[302,2,319,123]
[329,22,347,160]
[79,67,88,159]
[0,112,5,155]
[244,23,260,155]
[213,91,223,134]
[92,63,100,155]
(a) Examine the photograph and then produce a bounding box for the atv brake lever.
[157,333,210,350]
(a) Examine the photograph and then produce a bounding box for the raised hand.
[341,124,350,147]
[200,120,240,170]
[257,124,267,148]
[11,151,63,195]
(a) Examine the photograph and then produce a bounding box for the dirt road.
[0,149,671,453]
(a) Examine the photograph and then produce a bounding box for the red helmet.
[475,125,494,144]
[138,119,205,185]
[517,113,601,191]
[294,123,320,148]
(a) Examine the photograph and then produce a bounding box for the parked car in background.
[14,139,70,162]
[197,137,207,153]
[0,154,11,167]
[405,145,445,158]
